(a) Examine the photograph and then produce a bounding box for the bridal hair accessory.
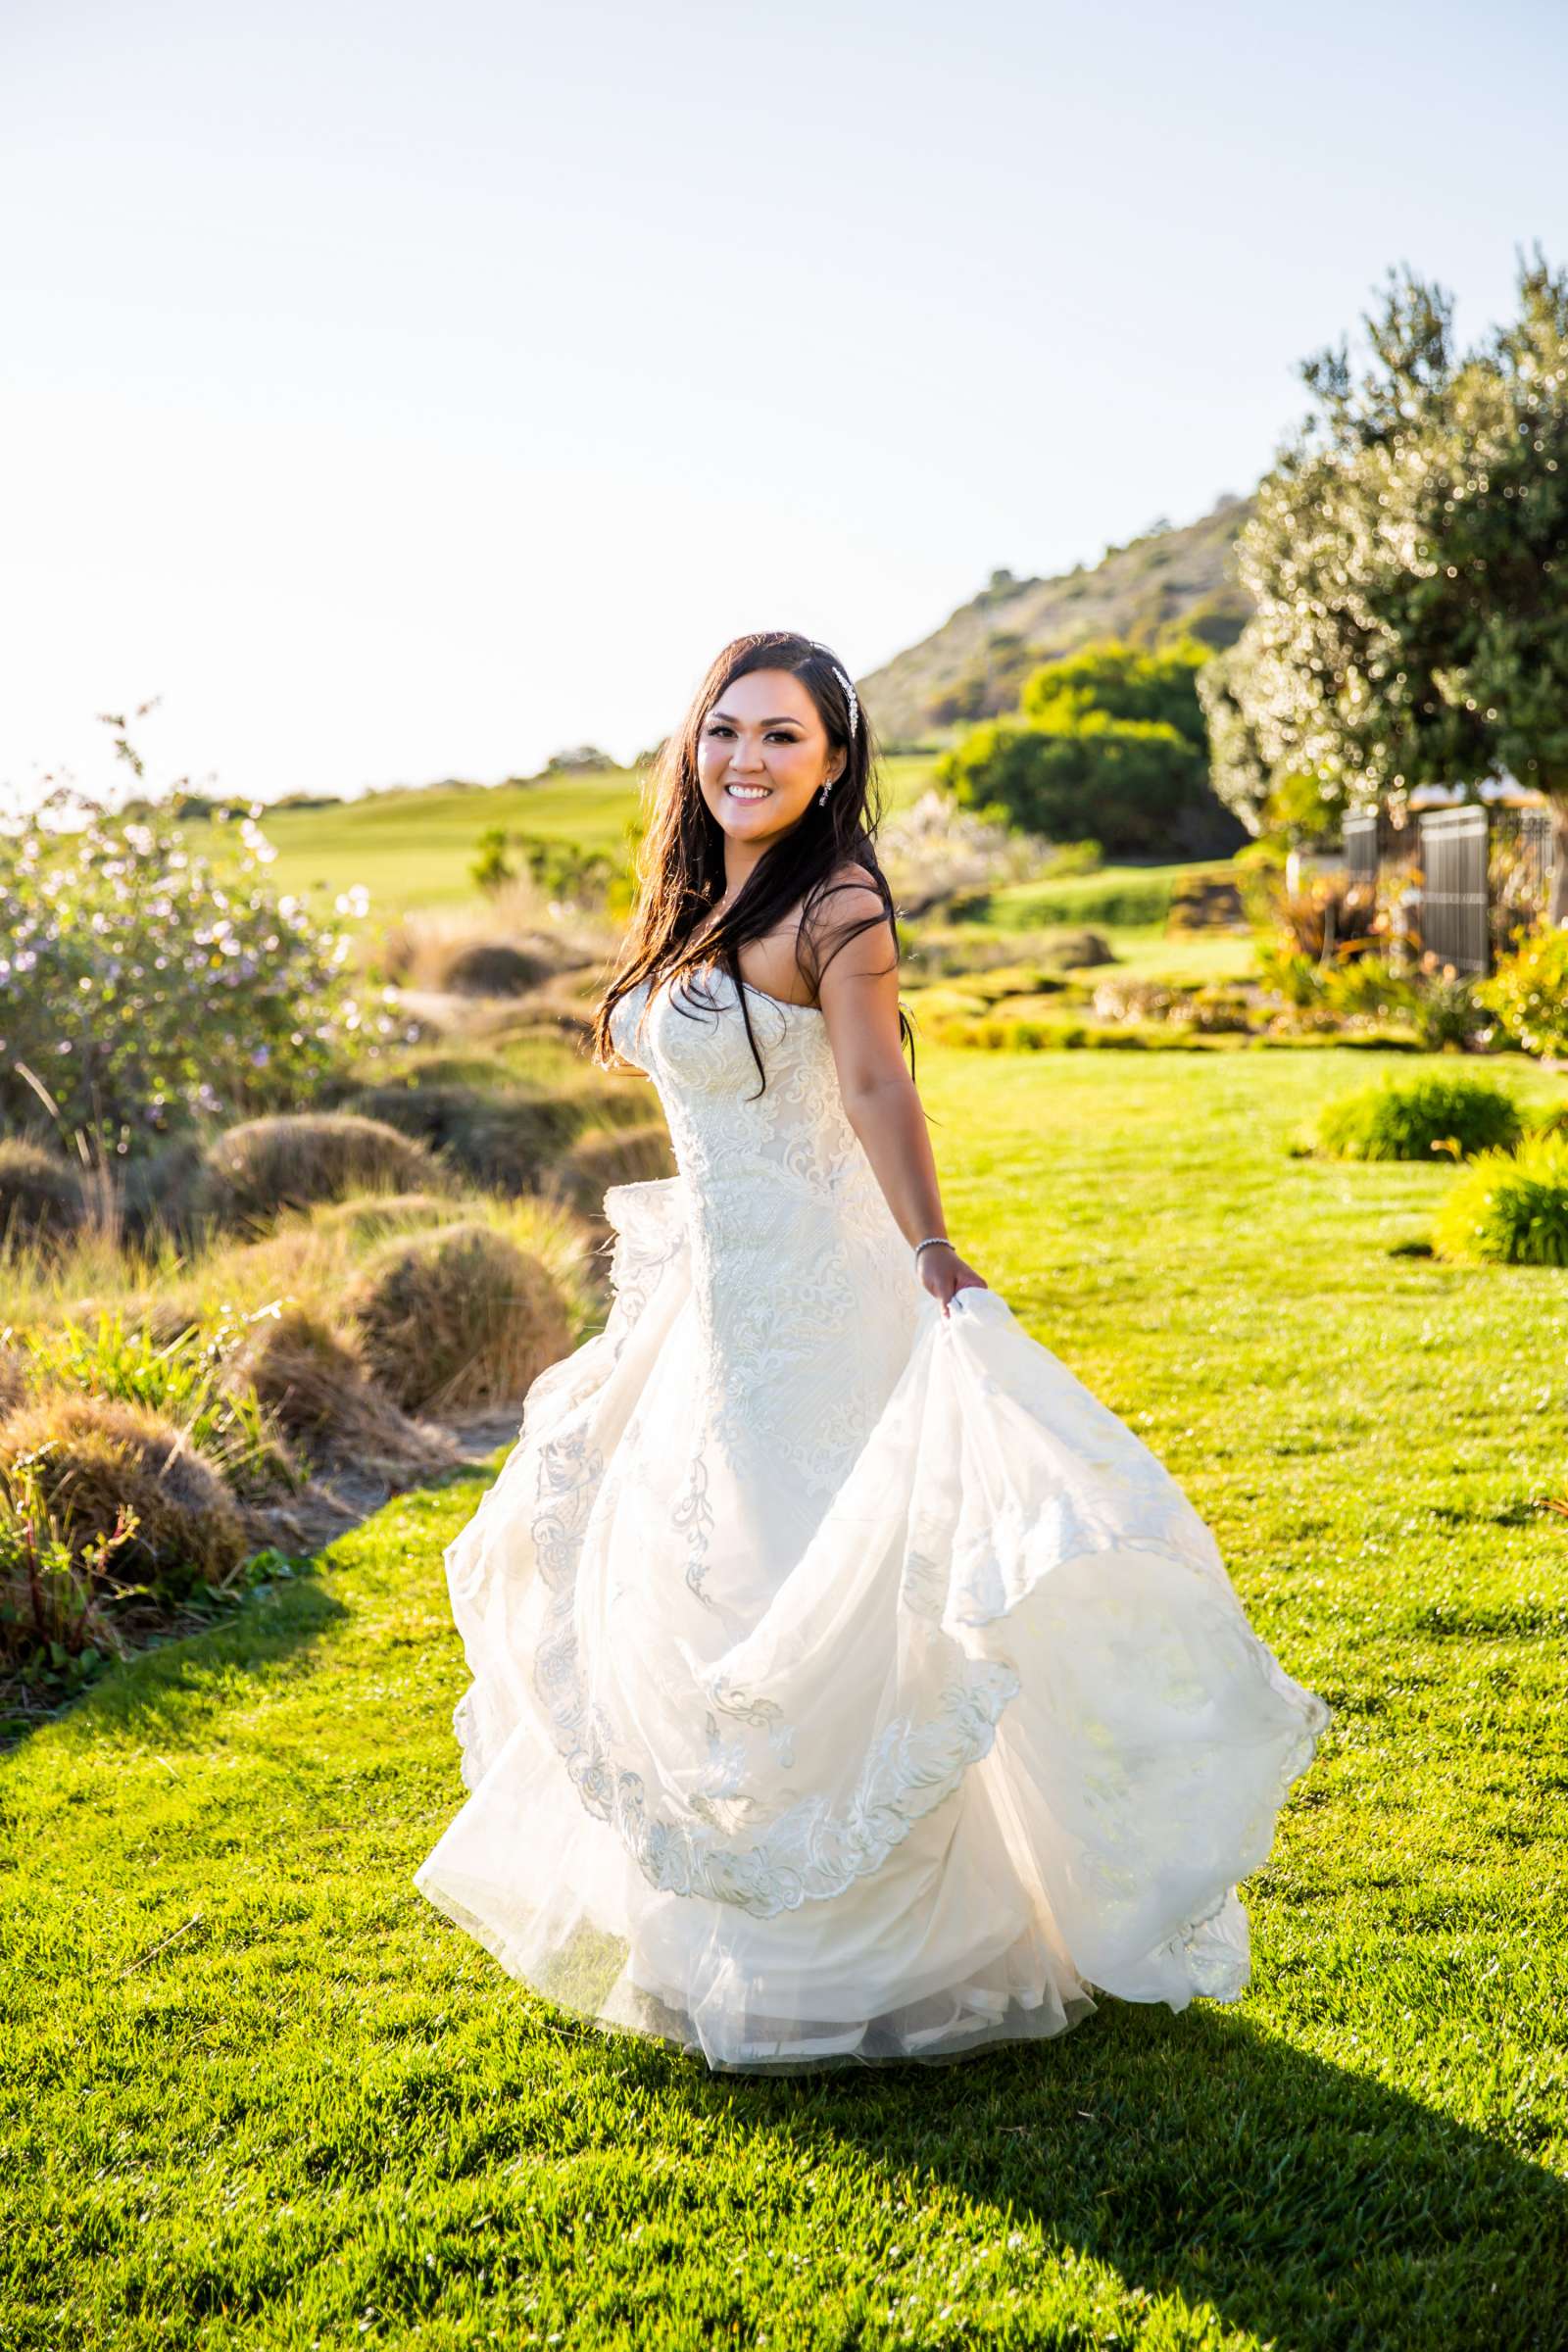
[809,643,859,742]
[810,645,858,805]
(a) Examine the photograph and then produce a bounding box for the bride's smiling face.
[696,667,846,846]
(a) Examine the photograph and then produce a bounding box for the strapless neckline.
[675,962,825,1019]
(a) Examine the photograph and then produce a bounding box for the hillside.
[859,495,1254,748]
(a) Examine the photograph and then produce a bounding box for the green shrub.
[24,1308,286,1494]
[955,963,1067,1005]
[1255,941,1327,1008]
[1311,1075,1525,1162]
[1474,925,1568,1058]
[1433,1134,1568,1264]
[0,785,394,1152]
[1412,972,1486,1053]
[1319,956,1420,1020]
[1037,926,1118,967]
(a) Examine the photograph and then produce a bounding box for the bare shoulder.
[802,862,897,975]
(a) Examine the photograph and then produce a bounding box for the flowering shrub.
[1474,924,1568,1059]
[0,787,404,1154]
[876,789,1068,918]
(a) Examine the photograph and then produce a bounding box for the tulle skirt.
[413,1175,1330,2073]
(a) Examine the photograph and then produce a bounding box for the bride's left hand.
[919,1248,990,1316]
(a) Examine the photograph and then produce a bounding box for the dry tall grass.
[343,1222,574,1412]
[194,1113,451,1234]
[0,1394,250,1592]
[219,1303,462,1481]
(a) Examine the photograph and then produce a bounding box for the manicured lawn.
[5,1046,1564,2349]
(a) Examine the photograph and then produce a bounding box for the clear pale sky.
[3,0,1564,809]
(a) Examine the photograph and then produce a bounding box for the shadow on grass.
[0,1552,354,1755]
[718,2000,1564,2352]
[0,1445,499,1755]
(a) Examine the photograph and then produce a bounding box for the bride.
[413,628,1331,2073]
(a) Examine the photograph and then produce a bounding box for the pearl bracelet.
[913,1236,956,1262]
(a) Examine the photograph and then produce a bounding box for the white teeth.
[727,785,771,800]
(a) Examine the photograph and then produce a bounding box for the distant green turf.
[6,1044,1563,2349]
[192,755,946,917]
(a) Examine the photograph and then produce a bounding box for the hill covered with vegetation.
[859,495,1254,749]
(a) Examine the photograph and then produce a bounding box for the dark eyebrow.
[709,709,805,726]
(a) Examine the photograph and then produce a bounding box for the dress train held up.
[413,964,1331,2071]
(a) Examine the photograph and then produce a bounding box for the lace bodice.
[611,964,863,1197]
[608,963,920,1517]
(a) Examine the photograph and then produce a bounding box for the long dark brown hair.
[590,630,913,1097]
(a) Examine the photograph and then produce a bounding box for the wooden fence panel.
[1418,806,1491,974]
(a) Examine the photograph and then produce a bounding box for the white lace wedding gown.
[413,962,1331,2072]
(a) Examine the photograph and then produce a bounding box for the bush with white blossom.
[876,788,1086,916]
[0,787,401,1154]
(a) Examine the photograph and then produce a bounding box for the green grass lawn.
[5,1045,1565,2350]
[1060,929,1257,988]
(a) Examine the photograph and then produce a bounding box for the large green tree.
[939,638,1243,858]
[1201,248,1568,911]
[1020,635,1211,748]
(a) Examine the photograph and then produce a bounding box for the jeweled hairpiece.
[812,644,859,741]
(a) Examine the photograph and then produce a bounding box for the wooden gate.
[1418,805,1491,974]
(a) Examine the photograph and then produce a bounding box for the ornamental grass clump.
[1433,1133,1568,1265]
[1309,1074,1525,1162]
[343,1222,572,1412]
[218,1302,462,1481]
[24,1307,287,1495]
[0,1394,250,1601]
[194,1113,449,1236]
[549,1123,676,1213]
[343,1082,588,1197]
[0,1142,84,1258]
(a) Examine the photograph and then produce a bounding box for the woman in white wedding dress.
[413,629,1331,2073]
